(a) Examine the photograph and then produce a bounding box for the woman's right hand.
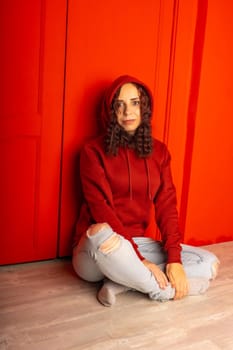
[142,259,169,289]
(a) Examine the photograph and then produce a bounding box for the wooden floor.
[0,241,233,350]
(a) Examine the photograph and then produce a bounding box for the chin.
[126,129,136,135]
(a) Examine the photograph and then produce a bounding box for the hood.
[100,75,153,130]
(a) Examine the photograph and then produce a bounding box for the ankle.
[97,285,116,307]
[97,280,130,307]
[211,261,220,280]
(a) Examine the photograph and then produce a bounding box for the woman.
[72,75,219,306]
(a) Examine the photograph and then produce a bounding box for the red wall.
[183,0,233,245]
[1,0,233,264]
[59,0,233,256]
[168,0,233,245]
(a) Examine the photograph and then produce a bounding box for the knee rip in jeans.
[87,223,121,254]
[99,234,121,254]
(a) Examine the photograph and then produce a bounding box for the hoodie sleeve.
[80,143,144,260]
[154,145,182,264]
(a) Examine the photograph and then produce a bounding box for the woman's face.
[114,83,141,135]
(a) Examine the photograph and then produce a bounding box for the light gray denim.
[72,225,219,300]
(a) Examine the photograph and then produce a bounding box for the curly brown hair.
[104,84,153,157]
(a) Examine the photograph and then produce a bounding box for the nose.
[123,103,131,115]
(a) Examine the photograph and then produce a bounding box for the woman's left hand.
[166,263,189,300]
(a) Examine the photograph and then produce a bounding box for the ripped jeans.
[72,224,219,300]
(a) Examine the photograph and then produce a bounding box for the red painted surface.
[1,0,232,264]
[59,0,176,256]
[0,0,67,264]
[161,0,233,246]
[184,0,233,245]
[179,0,208,235]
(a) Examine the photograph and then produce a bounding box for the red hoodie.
[73,75,182,264]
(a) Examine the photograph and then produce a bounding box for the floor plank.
[0,241,233,350]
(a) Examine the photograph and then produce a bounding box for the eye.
[114,100,125,112]
[132,100,140,106]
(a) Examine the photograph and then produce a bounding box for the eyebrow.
[117,97,140,101]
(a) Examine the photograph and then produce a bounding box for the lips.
[123,119,135,123]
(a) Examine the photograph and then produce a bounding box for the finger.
[168,275,176,289]
[174,286,188,300]
[179,281,189,297]
[184,282,189,296]
[158,270,169,285]
[153,271,168,289]
[172,281,182,300]
[174,289,183,300]
[157,277,167,289]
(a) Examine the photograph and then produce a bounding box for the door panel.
[0,0,67,264]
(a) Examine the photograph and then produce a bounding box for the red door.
[0,0,67,264]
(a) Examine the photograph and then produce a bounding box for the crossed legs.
[72,223,219,306]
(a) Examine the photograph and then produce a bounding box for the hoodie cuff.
[166,247,182,264]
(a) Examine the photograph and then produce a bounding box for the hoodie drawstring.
[145,158,152,200]
[125,150,152,201]
[126,150,133,200]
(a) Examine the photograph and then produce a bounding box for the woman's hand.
[166,263,189,300]
[142,259,169,289]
